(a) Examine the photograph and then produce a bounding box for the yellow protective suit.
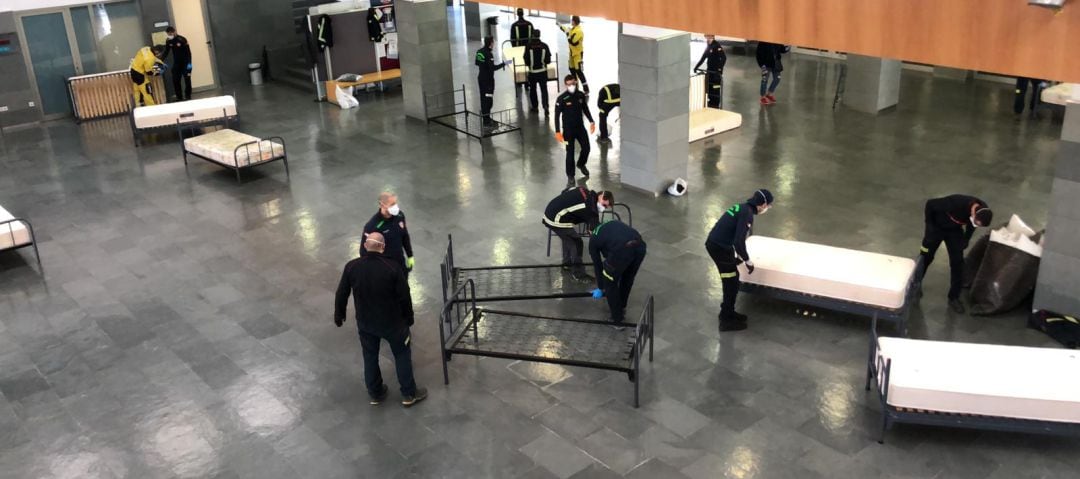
[560,24,584,69]
[130,46,164,106]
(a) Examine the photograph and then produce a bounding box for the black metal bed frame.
[0,217,42,273]
[130,93,240,147]
[864,316,1080,443]
[441,234,594,304]
[176,112,289,184]
[544,202,633,257]
[440,278,655,407]
[424,85,524,159]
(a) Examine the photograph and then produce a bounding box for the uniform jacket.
[366,8,383,42]
[361,210,414,265]
[695,40,727,75]
[554,90,594,132]
[525,41,551,73]
[510,19,534,47]
[589,221,646,288]
[475,46,505,86]
[164,35,192,68]
[707,202,756,262]
[334,252,414,336]
[925,194,987,240]
[597,84,620,109]
[316,14,334,51]
[543,187,600,229]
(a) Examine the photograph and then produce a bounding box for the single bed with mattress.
[0,204,42,271]
[737,236,917,333]
[130,95,239,146]
[866,317,1080,442]
[181,127,289,184]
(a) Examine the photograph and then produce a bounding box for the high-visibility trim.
[719,272,738,279]
[405,335,411,346]
[543,203,586,229]
[920,246,929,253]
[603,269,614,281]
[1046,315,1078,324]
[601,86,620,104]
[376,220,385,229]
[592,220,611,236]
[725,204,740,217]
[476,51,486,61]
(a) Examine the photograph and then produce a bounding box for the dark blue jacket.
[706,202,755,262]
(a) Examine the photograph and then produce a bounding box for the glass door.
[19,12,78,117]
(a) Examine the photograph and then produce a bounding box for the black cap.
[974,207,993,227]
[747,189,774,207]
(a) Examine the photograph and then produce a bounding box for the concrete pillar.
[397,0,453,121]
[1034,102,1080,317]
[464,2,498,41]
[843,54,901,114]
[934,66,973,81]
[618,25,690,196]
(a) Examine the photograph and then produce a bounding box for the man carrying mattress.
[706,189,774,332]
[915,194,992,314]
[543,187,614,280]
[589,220,646,323]
[130,45,167,107]
[362,192,415,278]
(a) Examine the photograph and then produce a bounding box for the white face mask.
[596,202,606,213]
[970,216,978,227]
[167,34,175,40]
[387,204,400,216]
[759,205,770,215]
[567,85,577,93]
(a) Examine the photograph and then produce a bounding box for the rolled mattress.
[738,236,915,310]
[184,129,283,167]
[878,337,1080,423]
[0,206,32,250]
[133,95,237,129]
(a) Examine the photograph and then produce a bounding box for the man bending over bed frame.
[706,189,774,332]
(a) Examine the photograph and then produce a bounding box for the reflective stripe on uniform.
[543,202,586,228]
[719,272,738,279]
[603,269,614,281]
[920,246,929,253]
[602,86,620,104]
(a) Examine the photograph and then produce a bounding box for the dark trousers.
[916,223,966,300]
[706,242,740,317]
[602,244,645,321]
[358,328,417,398]
[570,66,589,93]
[706,74,723,108]
[550,225,585,271]
[527,72,549,111]
[760,67,781,96]
[563,126,590,178]
[479,81,495,124]
[598,104,617,140]
[1014,77,1042,114]
[172,66,192,101]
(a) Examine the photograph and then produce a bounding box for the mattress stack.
[184,129,283,167]
[133,96,238,129]
[0,206,32,250]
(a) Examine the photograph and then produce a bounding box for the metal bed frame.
[864,316,1080,443]
[545,202,633,257]
[441,234,594,303]
[424,85,524,159]
[440,278,655,407]
[176,113,289,184]
[0,217,42,272]
[130,93,240,147]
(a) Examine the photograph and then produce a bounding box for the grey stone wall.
[843,54,901,114]
[1034,102,1080,317]
[397,0,452,121]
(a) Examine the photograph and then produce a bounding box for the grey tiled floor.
[2,9,1078,479]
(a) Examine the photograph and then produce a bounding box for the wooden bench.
[326,69,402,104]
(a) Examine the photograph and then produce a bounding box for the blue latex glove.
[591,288,603,299]
[186,63,192,72]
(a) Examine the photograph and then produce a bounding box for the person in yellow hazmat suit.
[130,45,167,106]
[559,16,589,95]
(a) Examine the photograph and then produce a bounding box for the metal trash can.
[249,62,263,86]
[483,16,499,41]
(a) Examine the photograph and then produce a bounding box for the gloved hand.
[504,59,513,66]
[555,132,564,143]
[406,256,415,271]
[589,123,596,134]
[186,63,193,72]
[334,316,345,327]
[745,260,755,275]
[591,288,604,299]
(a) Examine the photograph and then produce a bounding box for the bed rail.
[439,277,478,385]
[630,295,656,407]
[0,217,42,271]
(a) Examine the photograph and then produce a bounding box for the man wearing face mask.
[706,189,774,332]
[543,187,614,280]
[554,75,596,186]
[362,191,415,278]
[589,220,646,323]
[163,27,192,101]
[914,194,992,314]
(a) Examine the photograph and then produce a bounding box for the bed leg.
[235,168,242,184]
[878,415,889,444]
[633,371,639,408]
[441,354,450,385]
[283,156,290,178]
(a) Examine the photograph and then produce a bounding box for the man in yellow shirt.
[559,16,589,95]
[130,45,167,106]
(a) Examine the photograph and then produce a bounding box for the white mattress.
[0,205,32,251]
[738,236,915,310]
[1040,83,1078,106]
[133,95,237,129]
[689,108,742,142]
[505,45,557,83]
[183,129,283,167]
[878,337,1080,423]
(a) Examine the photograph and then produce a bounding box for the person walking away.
[694,35,727,108]
[560,16,589,94]
[509,8,534,47]
[914,194,993,314]
[706,189,774,332]
[163,27,193,101]
[475,37,511,127]
[543,187,614,279]
[756,42,786,105]
[334,232,427,407]
[130,45,166,106]
[589,220,647,323]
[362,192,416,278]
[596,84,620,144]
[526,31,553,115]
[554,75,596,186]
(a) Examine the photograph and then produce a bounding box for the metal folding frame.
[440,278,655,407]
[176,111,289,184]
[545,202,633,257]
[423,84,524,159]
[865,316,1080,443]
[130,92,240,147]
[0,217,43,273]
[441,234,594,303]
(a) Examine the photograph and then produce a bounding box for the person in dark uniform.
[543,187,614,279]
[509,8,534,48]
[335,232,427,407]
[589,220,646,323]
[706,189,774,332]
[915,194,993,314]
[694,35,727,109]
[596,84,620,144]
[756,41,786,105]
[525,30,552,114]
[361,192,415,278]
[1014,77,1047,116]
[163,27,193,101]
[475,37,510,127]
[555,74,595,186]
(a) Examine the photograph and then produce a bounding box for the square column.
[843,54,901,114]
[1034,102,1080,317]
[464,2,499,41]
[618,25,691,196]
[397,0,453,121]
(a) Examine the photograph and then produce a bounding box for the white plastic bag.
[335,85,358,109]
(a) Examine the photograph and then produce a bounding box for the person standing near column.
[163,27,193,101]
[475,37,511,127]
[554,75,596,186]
[334,232,427,407]
[756,41,786,105]
[706,189,774,332]
[129,45,166,106]
[914,194,993,314]
[589,220,647,323]
[560,16,589,95]
[362,192,415,278]
[694,35,727,109]
[526,30,553,115]
[596,83,620,144]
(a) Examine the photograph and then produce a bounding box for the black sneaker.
[566,177,575,187]
[570,270,593,282]
[578,165,590,178]
[369,384,389,405]
[948,298,966,314]
[719,320,747,332]
[401,387,428,408]
[732,311,748,322]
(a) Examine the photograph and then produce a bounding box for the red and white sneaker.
[766,94,777,103]
[759,96,771,105]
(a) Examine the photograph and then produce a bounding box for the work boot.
[597,137,611,145]
[402,387,428,408]
[948,298,966,314]
[731,311,748,323]
[578,164,590,178]
[369,384,389,405]
[718,312,747,332]
[570,269,593,282]
[566,177,575,187]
